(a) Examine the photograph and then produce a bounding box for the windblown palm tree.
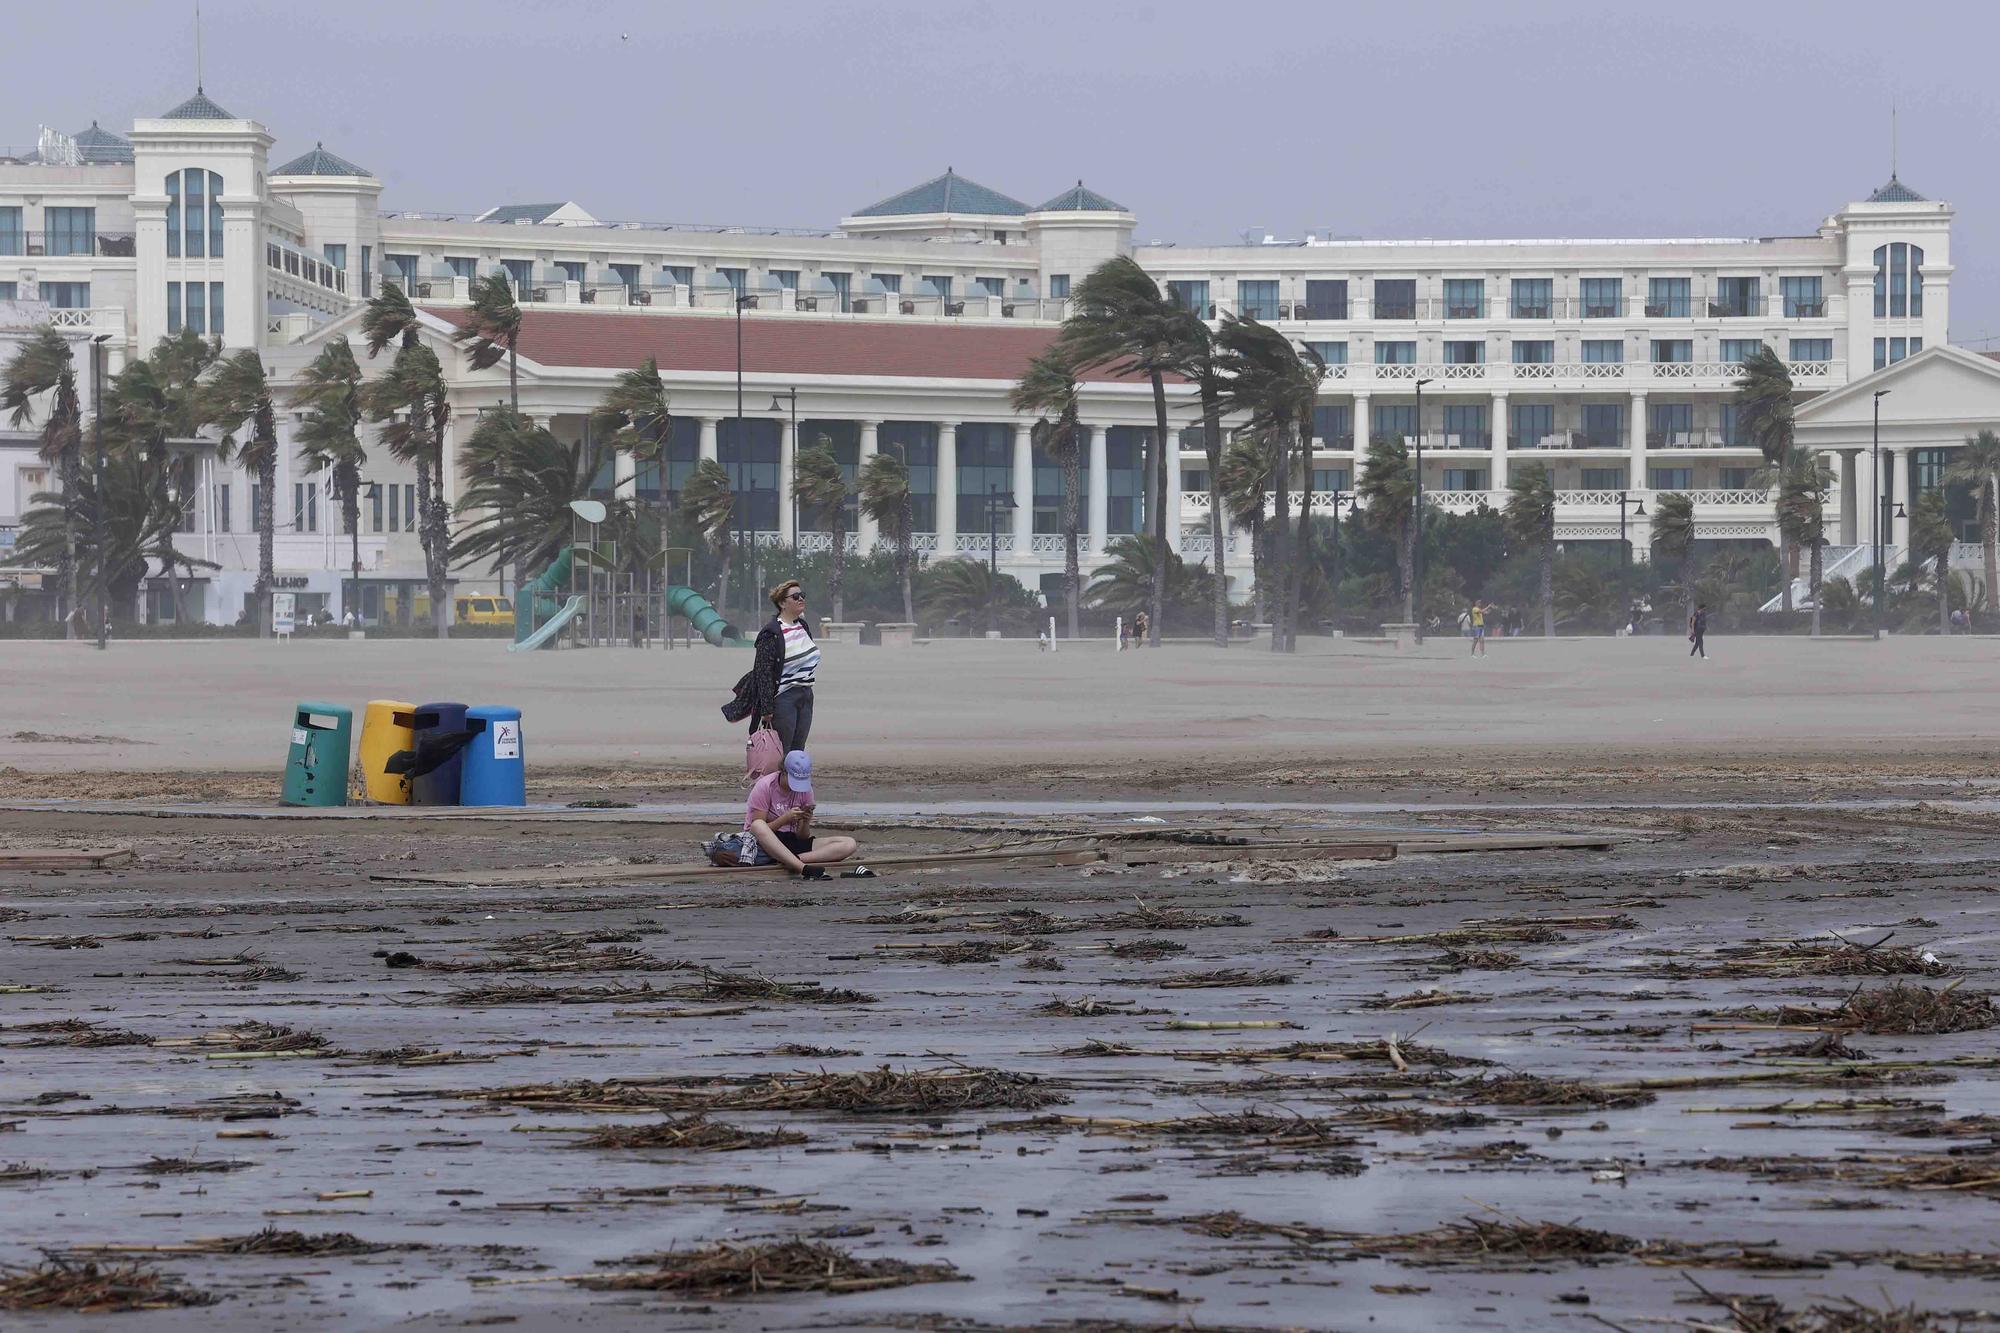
[1216,432,1275,626]
[1649,492,1698,617]
[793,436,850,621]
[452,408,629,581]
[13,450,202,623]
[1775,450,1833,636]
[1057,256,1193,646]
[361,283,451,636]
[1086,533,1215,629]
[1357,435,1418,622]
[1504,462,1557,636]
[289,337,367,621]
[1009,348,1085,640]
[591,356,674,544]
[456,273,524,412]
[1945,428,2000,615]
[678,457,737,615]
[1734,346,1797,610]
[1171,317,1233,646]
[1909,487,1955,635]
[108,329,221,625]
[2,326,84,633]
[199,349,279,635]
[919,557,1041,634]
[1216,316,1324,650]
[859,449,915,623]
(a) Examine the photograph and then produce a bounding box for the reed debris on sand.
[1692,1284,1959,1332]
[1707,934,1954,978]
[0,1260,213,1313]
[2,1019,152,1049]
[560,1115,808,1153]
[155,1022,330,1055]
[1764,981,1998,1035]
[458,1066,1066,1116]
[1091,903,1249,931]
[1436,947,1521,971]
[71,1229,406,1259]
[1364,989,1486,1011]
[442,969,876,1008]
[1129,968,1295,989]
[566,1239,965,1298]
[1457,1074,1658,1111]
[1032,998,1167,1017]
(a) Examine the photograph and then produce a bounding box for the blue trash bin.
[461,705,526,807]
[409,701,470,807]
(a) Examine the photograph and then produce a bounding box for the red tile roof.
[424,307,1162,384]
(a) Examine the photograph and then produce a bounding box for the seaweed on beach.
[560,1115,807,1152]
[0,1259,213,1313]
[568,1239,965,1297]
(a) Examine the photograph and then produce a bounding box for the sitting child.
[740,750,858,878]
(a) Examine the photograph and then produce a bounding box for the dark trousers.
[1689,633,1705,658]
[774,687,814,754]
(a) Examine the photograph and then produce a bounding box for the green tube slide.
[513,546,577,645]
[667,585,745,646]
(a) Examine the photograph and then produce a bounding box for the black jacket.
[722,616,805,733]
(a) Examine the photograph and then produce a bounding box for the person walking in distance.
[1469,600,1488,658]
[751,580,819,754]
[1688,602,1709,659]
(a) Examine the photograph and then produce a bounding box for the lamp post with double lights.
[1411,377,1433,640]
[1617,490,1646,565]
[1872,389,1891,641]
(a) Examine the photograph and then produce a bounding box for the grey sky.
[9,0,1997,339]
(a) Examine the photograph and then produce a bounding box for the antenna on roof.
[195,0,204,93]
[1891,96,1898,180]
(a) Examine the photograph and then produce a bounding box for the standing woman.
[751,579,819,754]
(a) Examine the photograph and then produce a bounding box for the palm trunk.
[715,544,732,622]
[1146,372,1169,646]
[898,531,913,625]
[348,485,362,627]
[1780,534,1795,612]
[60,447,79,639]
[1061,426,1081,642]
[1983,478,1998,621]
[1201,394,1227,647]
[1289,407,1315,651]
[1809,537,1823,638]
[1539,540,1554,636]
[1399,519,1415,624]
[1268,433,1290,654]
[1940,554,1951,636]
[256,447,276,638]
[508,344,519,414]
[830,502,847,623]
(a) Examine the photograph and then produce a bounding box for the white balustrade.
[953,533,1015,555]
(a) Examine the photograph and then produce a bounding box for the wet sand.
[6,798,2000,1329]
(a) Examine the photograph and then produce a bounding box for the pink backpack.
[744,726,782,785]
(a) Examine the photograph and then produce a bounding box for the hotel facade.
[0,89,1970,624]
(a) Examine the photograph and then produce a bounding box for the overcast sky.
[9,0,1997,340]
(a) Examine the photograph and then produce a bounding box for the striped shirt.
[778,620,819,694]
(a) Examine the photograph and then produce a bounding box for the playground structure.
[510,505,744,652]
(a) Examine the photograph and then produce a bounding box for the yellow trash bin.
[358,698,416,805]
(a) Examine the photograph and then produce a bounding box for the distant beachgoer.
[1132,610,1149,645]
[1470,601,1487,657]
[1688,603,1709,659]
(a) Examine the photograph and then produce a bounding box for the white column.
[1086,426,1108,555]
[1010,423,1033,555]
[1840,449,1860,546]
[1490,392,1509,492]
[1628,391,1647,494]
[1165,426,1183,554]
[936,423,959,555]
[1352,393,1370,453]
[857,421,880,553]
[777,413,796,545]
[1889,447,1910,552]
[698,417,719,463]
[613,447,636,501]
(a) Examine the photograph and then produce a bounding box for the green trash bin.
[281,702,352,807]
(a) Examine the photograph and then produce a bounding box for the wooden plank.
[371,845,1104,888]
[1391,834,1617,853]
[0,846,135,870]
[1117,841,1398,866]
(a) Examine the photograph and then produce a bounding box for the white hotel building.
[0,88,1973,624]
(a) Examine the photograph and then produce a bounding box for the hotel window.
[184,172,208,257]
[770,269,800,291]
[1510,278,1552,319]
[1443,279,1484,319]
[1312,403,1351,444]
[1511,403,1554,446]
[361,245,372,298]
[610,262,639,295]
[45,206,97,257]
[716,267,747,293]
[1781,276,1823,317]
[1713,276,1759,317]
[921,274,953,304]
[1789,339,1832,362]
[1580,277,1621,318]
[166,282,181,333]
[872,272,903,294]
[1719,339,1763,363]
[1373,279,1415,319]
[1104,427,1150,534]
[323,243,347,270]
[501,258,532,292]
[824,271,851,311]
[371,485,385,533]
[294,481,318,533]
[1306,341,1347,366]
[166,175,180,256]
[446,256,476,280]
[1032,428,1089,534]
[1647,277,1690,317]
[1443,340,1483,364]
[209,282,223,339]
[1649,402,1694,444]
[1720,467,1755,489]
[974,276,1003,297]
[1581,467,1627,489]
[0,282,15,300]
[1048,274,1070,300]
[184,282,205,335]
[1442,468,1487,491]
[213,483,230,533]
[388,254,419,289]
[1442,404,1487,446]
[0,206,20,256]
[1166,280,1209,315]
[1874,337,1918,370]
[555,260,585,283]
[879,422,937,531]
[1581,339,1623,363]
[664,265,694,288]
[1873,243,1925,317]
[1372,404,1417,442]
[285,251,300,275]
[1650,340,1693,363]
[1720,404,1749,446]
[1649,467,1693,490]
[954,423,1014,530]
[1375,340,1416,364]
[41,282,89,309]
[1581,403,1624,446]
[1304,279,1347,319]
[1237,280,1279,320]
[1512,340,1554,364]
[1312,468,1351,492]
[403,484,417,531]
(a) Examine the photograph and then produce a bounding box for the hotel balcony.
[0,231,137,258]
[1263,294,1839,324]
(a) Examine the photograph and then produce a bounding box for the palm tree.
[1009,348,1084,641]
[1504,462,1557,636]
[13,449,195,623]
[456,272,524,411]
[107,330,221,625]
[1057,256,1191,646]
[678,457,737,615]
[1945,428,2000,616]
[1775,450,1833,636]
[1910,487,1955,635]
[1216,317,1325,650]
[2,327,83,634]
[1649,492,1698,617]
[1734,345,1797,611]
[1217,432,1275,625]
[289,337,366,622]
[199,349,279,635]
[793,436,850,621]
[1086,533,1216,629]
[453,408,630,580]
[1171,317,1233,646]
[859,449,914,623]
[361,283,451,637]
[592,356,674,545]
[1358,435,1418,622]
[920,557,1041,634]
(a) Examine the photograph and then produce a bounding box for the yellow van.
[455,595,514,626]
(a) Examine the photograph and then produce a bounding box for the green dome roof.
[853,169,1030,218]
[161,90,236,120]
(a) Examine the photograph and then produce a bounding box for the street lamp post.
[1872,389,1890,641]
[1616,491,1646,565]
[1412,377,1433,641]
[1329,488,1358,624]
[768,389,798,562]
[351,481,380,629]
[90,333,110,648]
